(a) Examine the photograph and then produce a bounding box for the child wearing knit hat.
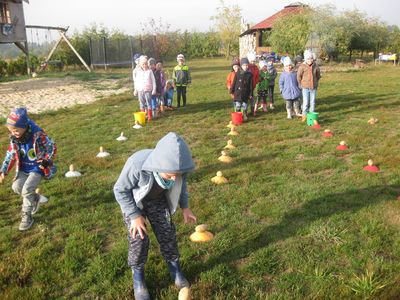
[0,107,57,231]
[255,60,270,115]
[279,57,302,119]
[229,58,253,121]
[265,55,278,109]
[226,58,241,109]
[134,55,157,120]
[246,52,259,114]
[172,54,191,108]
[297,49,321,121]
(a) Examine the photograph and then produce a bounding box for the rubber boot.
[167,260,190,290]
[287,109,292,119]
[147,109,152,121]
[132,267,150,300]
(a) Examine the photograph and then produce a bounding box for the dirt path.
[0,77,132,118]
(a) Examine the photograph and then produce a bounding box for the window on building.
[0,2,11,24]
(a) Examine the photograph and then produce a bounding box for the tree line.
[1,2,400,77]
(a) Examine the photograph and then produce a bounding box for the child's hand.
[37,159,50,169]
[0,173,4,184]
[230,94,234,99]
[182,208,197,224]
[133,90,138,97]
[130,216,147,239]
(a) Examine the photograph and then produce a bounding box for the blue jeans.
[138,91,151,110]
[302,88,317,115]
[151,95,158,110]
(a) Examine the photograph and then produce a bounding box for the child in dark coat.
[229,58,253,121]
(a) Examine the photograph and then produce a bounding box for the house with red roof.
[239,2,308,58]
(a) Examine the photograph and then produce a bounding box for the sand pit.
[0,76,132,118]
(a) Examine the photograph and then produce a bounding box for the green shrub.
[0,59,7,77]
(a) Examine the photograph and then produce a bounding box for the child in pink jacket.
[134,55,156,120]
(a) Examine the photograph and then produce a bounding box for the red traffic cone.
[363,159,380,172]
[336,141,348,151]
[322,129,333,137]
[311,120,321,129]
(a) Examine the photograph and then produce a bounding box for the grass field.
[0,58,399,299]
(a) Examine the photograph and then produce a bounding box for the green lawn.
[0,59,399,299]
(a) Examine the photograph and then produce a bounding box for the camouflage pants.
[123,197,179,268]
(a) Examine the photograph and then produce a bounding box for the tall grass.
[0,59,399,299]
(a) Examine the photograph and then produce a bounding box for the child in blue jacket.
[279,57,302,119]
[0,108,57,231]
[163,80,175,110]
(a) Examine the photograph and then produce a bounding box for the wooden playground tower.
[0,0,90,74]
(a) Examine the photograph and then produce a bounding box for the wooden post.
[14,42,30,75]
[59,30,91,72]
[102,36,107,70]
[24,41,31,75]
[88,37,93,69]
[44,35,63,64]
[129,36,134,69]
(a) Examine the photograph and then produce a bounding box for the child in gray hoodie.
[114,132,196,300]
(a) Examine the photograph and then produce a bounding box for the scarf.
[153,172,175,189]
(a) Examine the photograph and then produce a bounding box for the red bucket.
[231,112,243,125]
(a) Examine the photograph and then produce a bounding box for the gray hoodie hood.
[142,132,195,173]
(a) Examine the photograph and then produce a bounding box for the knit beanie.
[240,57,249,65]
[177,54,185,62]
[283,57,293,67]
[259,60,268,69]
[247,52,256,63]
[231,57,240,66]
[139,55,148,64]
[6,107,28,128]
[148,58,156,66]
[304,49,313,60]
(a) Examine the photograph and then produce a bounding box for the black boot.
[167,259,190,289]
[132,267,150,300]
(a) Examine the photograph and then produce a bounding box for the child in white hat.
[297,49,321,121]
[172,54,191,108]
[279,57,302,119]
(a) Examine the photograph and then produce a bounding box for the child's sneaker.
[31,197,41,215]
[35,188,49,203]
[38,194,48,203]
[269,104,275,110]
[19,212,34,231]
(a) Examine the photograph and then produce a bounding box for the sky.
[23,0,400,38]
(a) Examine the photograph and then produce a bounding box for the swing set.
[26,25,91,72]
[0,0,89,74]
